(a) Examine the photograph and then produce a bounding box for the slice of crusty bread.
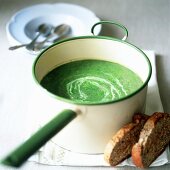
[104,113,149,166]
[132,112,170,168]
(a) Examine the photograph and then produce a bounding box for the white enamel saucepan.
[1,21,152,167]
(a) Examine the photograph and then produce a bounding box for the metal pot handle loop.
[91,21,128,41]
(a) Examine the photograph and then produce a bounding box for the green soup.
[40,60,143,104]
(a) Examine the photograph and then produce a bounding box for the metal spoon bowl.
[33,24,71,51]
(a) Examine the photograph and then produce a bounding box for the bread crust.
[104,113,148,166]
[132,112,170,168]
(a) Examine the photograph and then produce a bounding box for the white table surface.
[0,0,170,170]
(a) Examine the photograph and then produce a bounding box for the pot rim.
[32,35,152,106]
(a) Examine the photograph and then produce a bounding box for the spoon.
[9,24,53,50]
[33,24,71,51]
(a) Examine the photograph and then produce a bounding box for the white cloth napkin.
[28,50,170,167]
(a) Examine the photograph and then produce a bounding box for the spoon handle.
[33,34,54,51]
[9,44,28,50]
[1,109,77,167]
[9,35,50,51]
[26,33,41,50]
[8,33,41,50]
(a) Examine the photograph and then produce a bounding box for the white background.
[0,0,170,170]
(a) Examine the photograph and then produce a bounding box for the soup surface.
[40,60,143,104]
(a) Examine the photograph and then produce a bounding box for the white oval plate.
[6,3,101,49]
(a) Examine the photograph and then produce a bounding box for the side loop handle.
[91,21,128,41]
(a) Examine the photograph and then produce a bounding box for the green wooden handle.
[1,109,77,167]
